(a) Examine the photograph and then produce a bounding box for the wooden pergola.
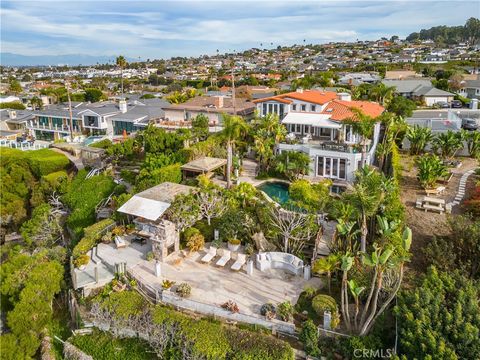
[180,156,227,180]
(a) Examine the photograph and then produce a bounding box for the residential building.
[382,79,455,106]
[162,96,256,131]
[458,75,480,100]
[254,90,385,183]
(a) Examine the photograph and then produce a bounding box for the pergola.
[180,156,227,180]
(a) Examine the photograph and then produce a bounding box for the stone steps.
[447,169,475,209]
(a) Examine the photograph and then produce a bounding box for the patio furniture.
[255,252,304,276]
[231,254,247,271]
[115,236,127,249]
[216,249,231,267]
[131,236,147,246]
[425,186,446,196]
[416,196,446,214]
[201,246,217,263]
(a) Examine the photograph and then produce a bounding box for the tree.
[0,102,26,110]
[370,83,395,106]
[253,114,286,173]
[166,193,201,233]
[432,130,464,159]
[8,79,22,95]
[345,109,378,167]
[387,96,416,117]
[313,254,340,294]
[221,115,249,188]
[275,151,310,181]
[84,88,104,103]
[192,114,209,141]
[406,125,433,155]
[29,96,43,110]
[463,130,480,159]
[395,267,480,359]
[416,154,449,189]
[288,179,331,213]
[116,55,127,97]
[196,175,227,225]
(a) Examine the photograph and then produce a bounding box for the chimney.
[119,99,127,113]
[337,92,352,102]
[214,96,224,108]
[8,110,17,119]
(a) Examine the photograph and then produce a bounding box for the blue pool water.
[83,136,105,146]
[257,181,290,204]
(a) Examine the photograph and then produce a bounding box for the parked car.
[434,101,450,108]
[461,118,479,131]
[451,100,463,108]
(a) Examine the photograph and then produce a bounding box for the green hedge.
[63,170,117,240]
[72,218,115,259]
[41,170,68,189]
[0,148,70,177]
[95,291,294,360]
[135,163,182,192]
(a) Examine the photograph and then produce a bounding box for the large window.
[317,157,347,179]
[84,115,98,127]
[263,103,267,115]
[311,105,316,112]
[114,121,137,135]
[344,125,357,143]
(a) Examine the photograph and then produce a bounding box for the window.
[296,124,301,133]
[292,104,297,111]
[317,157,347,180]
[476,88,480,95]
[345,125,357,143]
[301,104,306,112]
[279,104,284,119]
[263,103,267,115]
[311,105,316,112]
[268,103,273,113]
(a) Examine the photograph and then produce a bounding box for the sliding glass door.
[317,156,346,179]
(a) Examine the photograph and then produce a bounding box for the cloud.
[1,1,478,59]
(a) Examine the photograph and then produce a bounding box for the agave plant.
[416,154,449,189]
[432,130,464,159]
[406,125,433,155]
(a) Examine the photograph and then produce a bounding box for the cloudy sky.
[1,0,478,59]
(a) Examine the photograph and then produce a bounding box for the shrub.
[228,238,241,245]
[89,138,113,149]
[146,251,155,261]
[41,170,68,190]
[221,300,239,313]
[72,218,115,259]
[176,283,191,298]
[260,303,276,316]
[26,149,70,177]
[183,227,201,241]
[74,254,90,268]
[277,301,294,322]
[244,243,255,256]
[162,280,175,289]
[300,320,320,357]
[187,233,205,252]
[303,286,317,299]
[311,294,340,329]
[463,184,480,216]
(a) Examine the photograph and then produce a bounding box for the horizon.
[1,0,479,66]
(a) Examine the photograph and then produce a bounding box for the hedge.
[135,163,182,192]
[94,291,294,360]
[72,218,115,259]
[0,148,70,177]
[42,170,68,189]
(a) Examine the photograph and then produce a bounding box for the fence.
[126,268,296,335]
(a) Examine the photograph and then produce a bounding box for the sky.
[1,0,478,60]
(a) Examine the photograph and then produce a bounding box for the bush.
[146,251,155,261]
[260,303,276,316]
[187,233,205,252]
[135,164,182,192]
[311,294,340,329]
[72,218,115,259]
[228,238,241,245]
[183,227,201,241]
[74,254,90,268]
[176,283,191,298]
[300,320,320,357]
[277,301,294,322]
[89,139,113,149]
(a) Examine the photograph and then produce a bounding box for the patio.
[93,240,322,316]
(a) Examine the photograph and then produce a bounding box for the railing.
[27,121,80,133]
[0,140,48,151]
[154,119,219,128]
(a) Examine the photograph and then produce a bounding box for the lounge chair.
[216,249,231,267]
[115,236,127,249]
[231,254,246,271]
[201,246,217,263]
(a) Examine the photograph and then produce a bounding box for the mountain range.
[0,53,133,67]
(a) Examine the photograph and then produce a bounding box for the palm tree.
[221,114,249,188]
[348,279,365,330]
[345,109,378,168]
[313,254,340,294]
[116,55,127,98]
[432,130,464,159]
[406,125,433,155]
[463,130,480,158]
[370,83,395,106]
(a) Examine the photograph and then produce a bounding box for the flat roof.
[180,157,227,173]
[281,112,341,128]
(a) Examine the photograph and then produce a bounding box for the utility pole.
[231,58,236,114]
[66,79,74,142]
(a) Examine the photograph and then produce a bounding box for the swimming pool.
[83,136,105,146]
[257,181,290,204]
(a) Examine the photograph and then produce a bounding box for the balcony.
[283,134,359,154]
[153,119,220,129]
[27,121,81,133]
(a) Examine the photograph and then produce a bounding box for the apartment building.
[253,90,384,183]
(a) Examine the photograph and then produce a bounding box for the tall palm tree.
[346,109,378,167]
[313,254,340,294]
[116,55,127,98]
[371,83,395,106]
[221,114,249,188]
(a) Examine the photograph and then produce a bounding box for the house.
[253,89,385,183]
[0,109,34,132]
[458,75,480,100]
[162,96,256,131]
[337,73,380,86]
[26,99,168,141]
[382,79,454,106]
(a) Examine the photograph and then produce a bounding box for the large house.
[26,98,168,141]
[253,90,385,183]
[458,75,480,100]
[382,79,454,106]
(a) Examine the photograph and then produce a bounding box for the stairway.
[241,159,258,178]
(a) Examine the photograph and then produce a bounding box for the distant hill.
[0,53,133,66]
[406,17,480,44]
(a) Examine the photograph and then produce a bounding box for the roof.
[416,87,454,97]
[180,157,227,173]
[282,113,341,128]
[382,79,433,94]
[118,182,194,221]
[164,96,255,115]
[321,100,384,121]
[253,90,338,105]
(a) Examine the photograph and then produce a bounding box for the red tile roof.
[321,100,384,121]
[253,90,337,105]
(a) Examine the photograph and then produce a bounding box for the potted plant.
[74,254,90,270]
[227,238,241,252]
[176,283,191,298]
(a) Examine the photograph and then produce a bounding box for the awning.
[118,195,170,221]
[281,113,341,128]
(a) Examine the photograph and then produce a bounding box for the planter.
[228,242,240,252]
[79,265,86,270]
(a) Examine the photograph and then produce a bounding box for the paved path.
[448,169,475,208]
[51,147,84,170]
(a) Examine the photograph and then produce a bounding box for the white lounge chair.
[115,236,127,249]
[231,254,246,271]
[216,249,231,267]
[201,246,217,263]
